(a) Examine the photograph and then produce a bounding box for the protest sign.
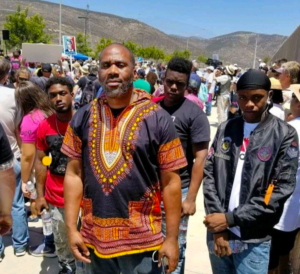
[22,43,63,63]
[63,36,77,55]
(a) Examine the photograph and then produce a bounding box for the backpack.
[79,77,98,107]
[198,84,209,103]
[11,60,21,70]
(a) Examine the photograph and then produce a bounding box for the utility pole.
[186,37,189,50]
[78,4,90,46]
[253,35,258,69]
[59,0,62,45]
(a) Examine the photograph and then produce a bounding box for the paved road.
[0,106,218,274]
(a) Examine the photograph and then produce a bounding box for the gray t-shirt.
[217,75,232,94]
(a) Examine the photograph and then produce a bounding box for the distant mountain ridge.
[0,0,287,67]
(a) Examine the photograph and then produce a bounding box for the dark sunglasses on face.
[19,77,29,81]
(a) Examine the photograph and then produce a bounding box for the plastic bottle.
[41,209,52,236]
[178,215,188,245]
[26,181,37,199]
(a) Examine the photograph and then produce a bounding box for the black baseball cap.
[41,63,52,73]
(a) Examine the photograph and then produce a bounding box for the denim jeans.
[161,187,189,274]
[0,159,29,253]
[206,94,213,115]
[86,249,162,274]
[208,234,271,274]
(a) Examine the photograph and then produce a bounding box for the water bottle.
[178,215,189,246]
[42,209,53,236]
[26,181,37,199]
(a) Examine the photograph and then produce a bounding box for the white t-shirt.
[207,73,215,94]
[228,122,259,237]
[275,117,300,232]
[270,103,285,121]
[206,73,213,83]
[209,80,216,94]
[0,86,21,159]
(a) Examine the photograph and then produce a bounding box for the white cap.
[207,66,214,71]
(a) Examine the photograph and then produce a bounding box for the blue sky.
[46,0,299,38]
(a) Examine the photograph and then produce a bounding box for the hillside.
[0,0,287,67]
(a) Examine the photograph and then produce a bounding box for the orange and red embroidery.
[89,93,158,195]
[158,138,187,172]
[62,125,82,159]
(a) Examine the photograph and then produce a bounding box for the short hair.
[45,76,73,94]
[0,58,11,82]
[89,65,98,76]
[282,61,300,84]
[99,43,135,66]
[279,58,288,66]
[166,57,192,81]
[13,51,20,58]
[15,67,31,80]
[146,71,158,86]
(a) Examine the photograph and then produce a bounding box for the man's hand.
[0,214,12,235]
[204,213,228,233]
[213,232,232,257]
[181,198,196,216]
[68,230,91,264]
[21,182,31,198]
[158,237,179,273]
[35,197,49,215]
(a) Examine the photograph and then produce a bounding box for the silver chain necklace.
[55,115,64,138]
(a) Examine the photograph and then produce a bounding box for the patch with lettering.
[221,137,232,153]
[207,147,214,160]
[287,145,298,159]
[257,147,272,162]
[215,152,230,161]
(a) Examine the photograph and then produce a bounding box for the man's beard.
[103,77,134,98]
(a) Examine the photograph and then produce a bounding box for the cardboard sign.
[62,36,77,56]
[22,43,63,63]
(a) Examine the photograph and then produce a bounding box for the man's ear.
[268,90,273,101]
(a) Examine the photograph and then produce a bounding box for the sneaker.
[29,243,56,258]
[14,247,26,257]
[27,216,39,222]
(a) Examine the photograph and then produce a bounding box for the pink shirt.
[20,109,46,143]
[185,94,204,109]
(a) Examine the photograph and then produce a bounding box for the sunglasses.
[19,77,29,81]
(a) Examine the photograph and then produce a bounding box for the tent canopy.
[73,53,90,60]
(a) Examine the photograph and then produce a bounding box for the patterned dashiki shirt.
[61,89,187,259]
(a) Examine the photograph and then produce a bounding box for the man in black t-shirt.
[159,57,210,273]
[0,123,16,242]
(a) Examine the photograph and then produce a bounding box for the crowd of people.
[0,43,300,274]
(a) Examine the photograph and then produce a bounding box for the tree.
[94,38,113,58]
[197,54,208,64]
[135,45,165,60]
[263,56,271,64]
[76,32,92,56]
[122,40,139,55]
[4,5,52,49]
[172,50,191,60]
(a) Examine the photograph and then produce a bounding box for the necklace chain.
[55,116,64,138]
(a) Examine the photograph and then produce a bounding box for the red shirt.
[36,114,69,208]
